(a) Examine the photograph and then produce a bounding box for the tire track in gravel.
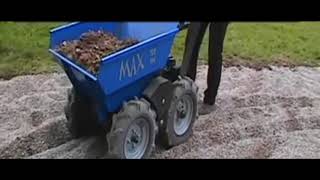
[1,65,320,159]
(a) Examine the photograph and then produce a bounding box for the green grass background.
[1,22,320,79]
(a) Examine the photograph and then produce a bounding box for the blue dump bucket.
[49,22,181,124]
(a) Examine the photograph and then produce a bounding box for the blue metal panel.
[49,49,97,81]
[98,30,178,95]
[105,73,157,112]
[118,22,179,41]
[49,22,181,124]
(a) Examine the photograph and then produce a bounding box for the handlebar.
[178,22,190,30]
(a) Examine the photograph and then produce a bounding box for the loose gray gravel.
[1,65,320,159]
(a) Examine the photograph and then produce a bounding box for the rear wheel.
[64,88,100,138]
[158,76,198,149]
[106,98,157,159]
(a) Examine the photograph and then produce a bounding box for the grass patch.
[1,22,320,79]
[0,22,64,79]
[172,22,320,67]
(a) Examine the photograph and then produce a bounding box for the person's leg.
[180,22,208,81]
[199,22,229,115]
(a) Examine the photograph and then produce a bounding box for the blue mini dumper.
[49,22,198,159]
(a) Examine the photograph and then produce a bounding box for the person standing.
[180,22,229,115]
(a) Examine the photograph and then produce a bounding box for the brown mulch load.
[57,30,139,74]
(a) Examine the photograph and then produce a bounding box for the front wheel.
[64,88,100,138]
[158,76,198,149]
[106,98,157,159]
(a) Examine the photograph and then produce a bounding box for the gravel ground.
[0,65,320,159]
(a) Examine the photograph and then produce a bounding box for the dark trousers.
[180,22,229,105]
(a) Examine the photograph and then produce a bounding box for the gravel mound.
[1,65,319,159]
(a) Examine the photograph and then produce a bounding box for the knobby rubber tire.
[106,98,157,159]
[158,76,198,149]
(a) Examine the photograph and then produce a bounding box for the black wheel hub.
[177,100,187,118]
